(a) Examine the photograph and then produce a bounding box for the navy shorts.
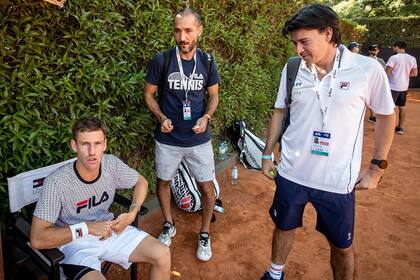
[61,264,94,280]
[269,175,355,249]
[391,90,407,106]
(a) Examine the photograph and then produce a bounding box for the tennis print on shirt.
[167,72,204,91]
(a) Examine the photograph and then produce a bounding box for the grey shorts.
[155,140,215,182]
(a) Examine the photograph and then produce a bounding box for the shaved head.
[174,7,202,27]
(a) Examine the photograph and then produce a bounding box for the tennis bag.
[170,160,221,213]
[231,120,272,170]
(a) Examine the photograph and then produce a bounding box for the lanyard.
[176,46,197,101]
[310,46,342,130]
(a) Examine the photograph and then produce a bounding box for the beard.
[177,39,198,54]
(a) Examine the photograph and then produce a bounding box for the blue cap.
[348,42,359,50]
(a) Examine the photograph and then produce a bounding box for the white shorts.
[59,226,148,271]
[155,140,215,182]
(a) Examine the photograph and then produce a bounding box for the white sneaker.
[196,232,212,261]
[158,221,176,246]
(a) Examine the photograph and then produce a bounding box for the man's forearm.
[264,108,285,155]
[205,85,219,117]
[144,93,167,124]
[205,94,219,117]
[129,175,149,215]
[373,113,395,160]
[30,219,73,249]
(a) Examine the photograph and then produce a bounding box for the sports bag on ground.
[231,120,273,170]
[170,160,221,213]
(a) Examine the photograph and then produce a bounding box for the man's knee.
[274,227,296,238]
[330,244,354,258]
[157,179,171,189]
[152,244,171,267]
[199,182,216,200]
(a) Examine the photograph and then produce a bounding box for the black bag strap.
[198,49,213,90]
[202,51,213,76]
[158,48,174,105]
[279,56,301,142]
[285,56,301,108]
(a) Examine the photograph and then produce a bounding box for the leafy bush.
[355,16,420,48]
[340,18,368,46]
[0,0,304,227]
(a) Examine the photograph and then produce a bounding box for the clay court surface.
[111,91,420,279]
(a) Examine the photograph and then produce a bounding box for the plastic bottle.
[231,166,238,185]
[218,141,227,160]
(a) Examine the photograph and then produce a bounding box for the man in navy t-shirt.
[143,7,220,262]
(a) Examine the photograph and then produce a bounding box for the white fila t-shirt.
[386,53,417,91]
[275,46,395,194]
[33,154,139,227]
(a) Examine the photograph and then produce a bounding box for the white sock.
[268,262,284,280]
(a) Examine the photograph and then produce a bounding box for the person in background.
[386,41,418,134]
[347,41,360,54]
[367,43,387,123]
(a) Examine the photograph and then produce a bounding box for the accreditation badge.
[182,100,192,120]
[311,131,331,156]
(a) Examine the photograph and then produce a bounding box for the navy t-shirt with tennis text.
[145,48,220,147]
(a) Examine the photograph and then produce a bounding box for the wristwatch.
[370,159,388,169]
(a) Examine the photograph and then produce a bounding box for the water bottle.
[231,166,238,185]
[218,141,227,161]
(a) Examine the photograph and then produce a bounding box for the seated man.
[30,117,170,280]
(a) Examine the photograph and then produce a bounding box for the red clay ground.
[111,91,420,279]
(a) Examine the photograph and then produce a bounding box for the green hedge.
[340,18,368,46]
[0,0,305,226]
[355,16,420,48]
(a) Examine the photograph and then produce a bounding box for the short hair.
[368,44,380,51]
[283,4,341,45]
[72,117,107,140]
[394,41,406,49]
[174,7,202,26]
[348,41,359,51]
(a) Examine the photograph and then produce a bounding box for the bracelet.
[261,155,273,160]
[129,203,141,212]
[69,222,89,241]
[204,113,211,121]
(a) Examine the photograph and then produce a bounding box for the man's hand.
[192,116,208,134]
[161,118,174,133]
[86,221,114,240]
[262,159,277,180]
[111,212,136,234]
[355,167,384,190]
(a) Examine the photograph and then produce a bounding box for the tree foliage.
[322,0,420,19]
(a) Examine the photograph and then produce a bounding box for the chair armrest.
[10,243,29,265]
[114,193,149,216]
[14,215,65,268]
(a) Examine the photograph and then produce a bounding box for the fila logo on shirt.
[339,81,350,90]
[167,72,204,91]
[76,191,110,213]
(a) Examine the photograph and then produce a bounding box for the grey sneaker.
[158,221,176,246]
[196,232,212,261]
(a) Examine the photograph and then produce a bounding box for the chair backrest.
[7,158,76,213]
